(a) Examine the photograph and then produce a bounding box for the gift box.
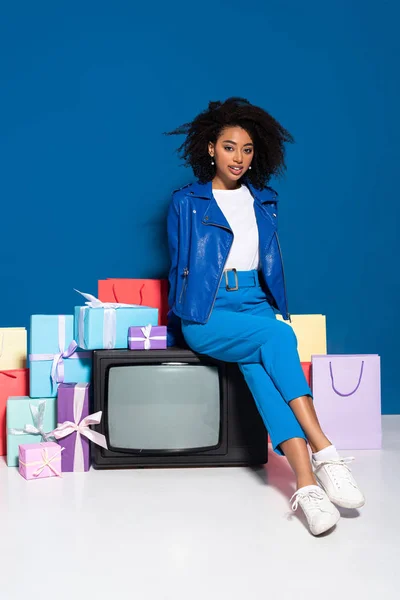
[74,290,158,350]
[0,327,27,370]
[128,324,167,350]
[0,369,29,456]
[53,382,107,472]
[98,278,168,325]
[56,383,90,471]
[7,397,57,466]
[29,314,92,398]
[19,442,63,480]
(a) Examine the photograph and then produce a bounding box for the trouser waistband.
[219,269,260,290]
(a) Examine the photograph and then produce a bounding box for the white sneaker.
[312,456,365,509]
[290,485,340,536]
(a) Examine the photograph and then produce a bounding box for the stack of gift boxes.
[0,278,168,480]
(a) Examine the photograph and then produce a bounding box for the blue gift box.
[7,396,57,467]
[74,304,159,350]
[29,314,92,398]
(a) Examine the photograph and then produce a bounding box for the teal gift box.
[7,397,57,467]
[74,290,158,350]
[29,315,92,398]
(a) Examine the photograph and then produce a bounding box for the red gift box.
[98,279,168,326]
[0,368,29,456]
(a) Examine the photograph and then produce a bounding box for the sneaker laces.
[289,488,326,512]
[313,456,357,488]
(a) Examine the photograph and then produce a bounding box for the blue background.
[1,1,398,413]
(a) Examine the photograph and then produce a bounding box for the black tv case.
[92,347,268,469]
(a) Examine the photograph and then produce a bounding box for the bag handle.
[112,282,144,305]
[329,360,364,397]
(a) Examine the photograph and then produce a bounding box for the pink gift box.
[18,442,63,480]
[128,325,167,350]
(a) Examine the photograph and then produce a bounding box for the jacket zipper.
[178,267,189,304]
[205,227,233,321]
[275,232,291,322]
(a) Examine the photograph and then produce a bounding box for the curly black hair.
[164,97,294,189]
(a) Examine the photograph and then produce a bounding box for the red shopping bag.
[267,362,311,445]
[302,362,311,387]
[98,279,169,326]
[0,368,29,456]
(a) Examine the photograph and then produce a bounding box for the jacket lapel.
[246,181,278,204]
[190,181,232,230]
[189,179,277,231]
[202,199,232,231]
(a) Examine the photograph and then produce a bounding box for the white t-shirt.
[212,184,259,271]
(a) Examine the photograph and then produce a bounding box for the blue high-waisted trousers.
[181,269,313,456]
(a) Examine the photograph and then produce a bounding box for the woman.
[164,97,365,536]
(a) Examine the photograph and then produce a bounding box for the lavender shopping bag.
[311,355,382,450]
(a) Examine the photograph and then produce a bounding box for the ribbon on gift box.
[9,399,56,442]
[29,315,91,389]
[51,383,108,471]
[128,324,167,350]
[75,289,141,350]
[20,446,65,478]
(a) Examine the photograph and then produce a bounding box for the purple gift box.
[55,382,90,472]
[128,324,167,350]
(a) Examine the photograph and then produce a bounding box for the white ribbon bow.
[74,289,139,310]
[9,400,55,442]
[33,447,64,477]
[142,324,154,350]
[52,411,108,471]
[75,289,141,350]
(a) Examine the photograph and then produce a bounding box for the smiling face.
[208,126,254,189]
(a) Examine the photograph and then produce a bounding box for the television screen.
[107,364,220,451]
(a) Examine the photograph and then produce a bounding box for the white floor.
[1,416,399,600]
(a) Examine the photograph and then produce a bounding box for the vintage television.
[91,348,268,469]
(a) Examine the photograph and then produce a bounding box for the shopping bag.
[311,354,381,449]
[275,314,326,362]
[0,369,29,456]
[0,328,27,370]
[98,279,168,326]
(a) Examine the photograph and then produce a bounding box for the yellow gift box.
[275,314,327,362]
[0,327,27,370]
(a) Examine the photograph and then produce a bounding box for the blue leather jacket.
[166,178,291,346]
